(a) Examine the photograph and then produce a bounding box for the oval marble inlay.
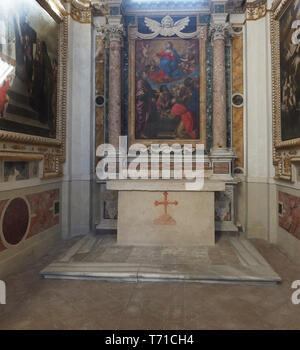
[232,93,244,108]
[2,198,29,245]
[95,95,105,107]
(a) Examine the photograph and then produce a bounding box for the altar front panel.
[117,191,215,246]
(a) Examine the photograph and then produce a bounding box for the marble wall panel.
[95,34,105,160]
[279,191,300,240]
[232,31,244,168]
[0,189,59,251]
[27,189,59,238]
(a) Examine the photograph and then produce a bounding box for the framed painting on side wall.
[271,0,300,181]
[0,0,68,178]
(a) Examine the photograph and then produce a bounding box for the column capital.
[105,24,124,41]
[105,16,124,41]
[93,19,124,44]
[91,0,109,16]
[209,22,233,41]
[93,15,107,35]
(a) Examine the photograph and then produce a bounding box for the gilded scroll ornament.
[70,0,92,23]
[246,0,267,21]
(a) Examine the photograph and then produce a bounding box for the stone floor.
[0,234,300,330]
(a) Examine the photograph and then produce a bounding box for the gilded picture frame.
[0,0,68,178]
[128,23,207,149]
[271,0,300,181]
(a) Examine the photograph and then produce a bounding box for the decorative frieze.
[123,0,211,15]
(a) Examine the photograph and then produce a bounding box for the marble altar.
[107,180,225,246]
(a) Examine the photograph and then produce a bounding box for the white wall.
[244,13,274,240]
[243,1,300,263]
[61,18,93,239]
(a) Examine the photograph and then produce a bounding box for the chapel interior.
[0,0,299,330]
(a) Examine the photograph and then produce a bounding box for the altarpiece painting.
[128,17,207,148]
[135,38,200,140]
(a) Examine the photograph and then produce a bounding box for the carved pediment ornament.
[136,15,200,39]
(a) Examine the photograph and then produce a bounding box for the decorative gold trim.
[271,0,300,181]
[37,0,68,21]
[128,24,207,149]
[0,0,68,178]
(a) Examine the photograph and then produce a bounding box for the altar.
[94,1,241,244]
[107,180,225,246]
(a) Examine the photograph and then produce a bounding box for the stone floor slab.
[41,233,281,285]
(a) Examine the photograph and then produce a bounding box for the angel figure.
[143,16,191,38]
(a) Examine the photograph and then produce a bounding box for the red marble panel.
[213,162,230,174]
[279,191,300,240]
[26,189,59,238]
[0,189,59,251]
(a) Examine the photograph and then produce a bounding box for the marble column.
[107,24,123,149]
[210,23,229,150]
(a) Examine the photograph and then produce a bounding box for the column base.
[209,148,236,181]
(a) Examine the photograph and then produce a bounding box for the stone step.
[41,261,281,285]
